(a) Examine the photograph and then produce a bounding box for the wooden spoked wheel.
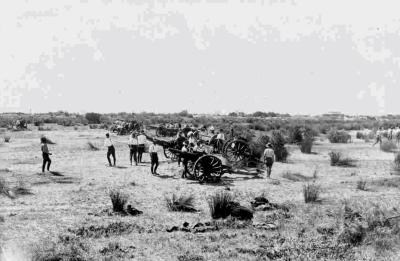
[224,140,251,164]
[193,155,223,182]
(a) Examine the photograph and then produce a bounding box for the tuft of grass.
[13,179,33,196]
[165,193,197,212]
[87,141,99,151]
[109,189,128,213]
[303,182,320,203]
[4,135,11,142]
[329,151,356,167]
[380,140,397,153]
[208,191,234,219]
[356,179,367,191]
[0,177,15,199]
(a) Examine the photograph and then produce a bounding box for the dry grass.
[282,171,314,182]
[356,179,367,191]
[2,127,400,260]
[329,151,356,167]
[303,182,320,203]
[208,191,234,219]
[165,193,197,212]
[109,189,128,213]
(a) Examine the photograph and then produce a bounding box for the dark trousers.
[107,146,116,166]
[129,145,138,165]
[137,144,145,163]
[150,152,159,174]
[42,153,51,172]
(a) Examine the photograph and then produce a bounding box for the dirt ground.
[1,126,400,260]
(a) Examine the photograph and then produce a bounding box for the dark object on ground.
[166,222,219,233]
[230,205,253,220]
[251,196,290,212]
[126,205,143,216]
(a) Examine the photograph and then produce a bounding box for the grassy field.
[1,126,400,260]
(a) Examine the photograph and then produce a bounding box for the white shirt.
[263,148,275,161]
[181,146,188,152]
[137,134,146,145]
[149,144,157,153]
[129,136,138,145]
[217,133,225,140]
[104,138,113,147]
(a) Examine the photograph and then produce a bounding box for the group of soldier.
[40,124,276,178]
[373,126,400,146]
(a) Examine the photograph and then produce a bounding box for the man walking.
[104,133,116,166]
[41,136,52,172]
[263,143,275,178]
[137,131,147,163]
[129,132,138,166]
[149,141,159,174]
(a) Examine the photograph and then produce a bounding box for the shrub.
[271,130,289,162]
[356,132,365,139]
[288,126,303,144]
[109,190,128,213]
[329,151,355,167]
[356,179,367,191]
[303,182,320,203]
[380,140,397,153]
[4,135,10,142]
[327,130,351,143]
[85,112,101,124]
[299,134,314,154]
[165,193,196,212]
[208,191,233,219]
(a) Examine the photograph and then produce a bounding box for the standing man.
[104,133,116,166]
[137,131,147,163]
[373,127,383,146]
[149,141,159,175]
[263,143,275,178]
[129,132,138,166]
[41,136,52,173]
[216,129,225,153]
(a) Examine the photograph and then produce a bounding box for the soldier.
[137,131,147,163]
[104,133,116,166]
[149,141,159,175]
[128,132,138,166]
[263,143,275,178]
[41,136,52,172]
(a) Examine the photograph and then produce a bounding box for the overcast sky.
[1,0,400,115]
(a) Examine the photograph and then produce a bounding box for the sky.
[1,0,400,115]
